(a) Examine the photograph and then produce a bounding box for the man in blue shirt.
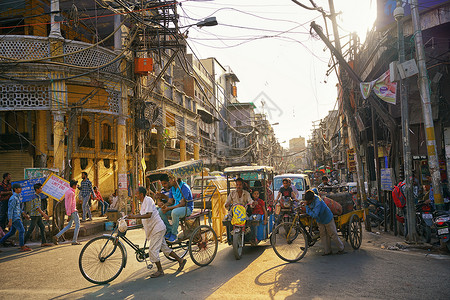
[304,190,345,255]
[0,183,32,251]
[158,177,193,243]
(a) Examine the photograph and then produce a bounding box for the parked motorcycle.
[367,198,389,228]
[434,211,450,251]
[415,202,434,243]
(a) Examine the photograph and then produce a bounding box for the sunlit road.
[1,228,449,300]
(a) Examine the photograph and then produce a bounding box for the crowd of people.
[0,171,119,251]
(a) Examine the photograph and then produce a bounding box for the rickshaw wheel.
[232,231,244,260]
[164,240,188,261]
[348,214,362,249]
[271,222,308,263]
[188,225,218,266]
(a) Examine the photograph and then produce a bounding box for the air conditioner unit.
[166,126,177,139]
[170,139,177,148]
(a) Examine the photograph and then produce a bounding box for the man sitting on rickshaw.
[225,177,254,217]
[156,176,193,243]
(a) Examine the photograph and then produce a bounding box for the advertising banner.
[360,70,397,104]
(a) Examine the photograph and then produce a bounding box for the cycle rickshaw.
[222,165,275,260]
[78,160,218,284]
[271,201,366,262]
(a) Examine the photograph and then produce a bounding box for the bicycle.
[271,205,363,262]
[79,215,218,284]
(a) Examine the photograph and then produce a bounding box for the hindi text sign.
[42,174,70,201]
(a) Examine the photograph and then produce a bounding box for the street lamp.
[180,17,218,29]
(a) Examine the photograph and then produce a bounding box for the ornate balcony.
[0,35,120,73]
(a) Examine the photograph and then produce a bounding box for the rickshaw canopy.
[146,160,204,182]
[223,165,274,175]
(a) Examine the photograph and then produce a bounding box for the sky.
[179,0,377,147]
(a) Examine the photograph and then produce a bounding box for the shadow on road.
[253,245,374,299]
[54,243,267,299]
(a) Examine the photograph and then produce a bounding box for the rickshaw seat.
[183,209,210,221]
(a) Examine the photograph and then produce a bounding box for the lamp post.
[395,1,417,241]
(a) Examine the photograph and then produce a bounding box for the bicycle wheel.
[271,222,308,263]
[164,240,189,261]
[79,236,126,284]
[189,225,218,267]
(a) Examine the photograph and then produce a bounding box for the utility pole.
[325,0,367,209]
[394,2,417,241]
[410,0,444,210]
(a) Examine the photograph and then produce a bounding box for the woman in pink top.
[53,180,81,245]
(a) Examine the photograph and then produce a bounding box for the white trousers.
[147,229,172,263]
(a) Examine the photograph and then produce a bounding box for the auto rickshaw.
[222,165,275,259]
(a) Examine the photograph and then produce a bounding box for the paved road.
[1,229,449,300]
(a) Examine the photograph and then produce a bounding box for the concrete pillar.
[117,117,128,213]
[35,111,47,167]
[194,139,200,160]
[157,126,165,168]
[49,0,62,39]
[180,139,186,161]
[52,111,65,174]
[114,14,122,52]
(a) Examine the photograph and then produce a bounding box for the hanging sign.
[360,70,397,104]
[41,174,70,201]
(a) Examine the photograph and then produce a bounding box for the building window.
[80,158,88,170]
[79,118,94,148]
[104,159,110,168]
[79,118,90,139]
[101,123,115,150]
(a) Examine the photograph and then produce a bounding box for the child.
[250,190,268,225]
[24,183,52,247]
[0,183,32,251]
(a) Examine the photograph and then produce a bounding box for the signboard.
[24,168,58,180]
[42,174,70,201]
[380,168,394,191]
[12,177,46,203]
[118,173,128,190]
[347,148,356,173]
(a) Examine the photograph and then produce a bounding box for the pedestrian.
[0,173,13,230]
[128,186,186,278]
[78,172,95,221]
[53,180,81,245]
[24,183,52,247]
[93,186,109,217]
[0,183,32,251]
[303,190,346,255]
[110,189,119,210]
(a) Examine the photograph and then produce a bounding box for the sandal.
[19,246,32,252]
[150,271,164,278]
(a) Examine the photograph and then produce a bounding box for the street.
[1,228,449,300]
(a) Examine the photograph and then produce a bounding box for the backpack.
[392,182,406,208]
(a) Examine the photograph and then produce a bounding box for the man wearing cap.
[0,183,32,251]
[303,190,345,255]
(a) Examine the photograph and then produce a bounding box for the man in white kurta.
[128,186,187,278]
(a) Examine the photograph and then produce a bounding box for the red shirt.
[252,198,265,215]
